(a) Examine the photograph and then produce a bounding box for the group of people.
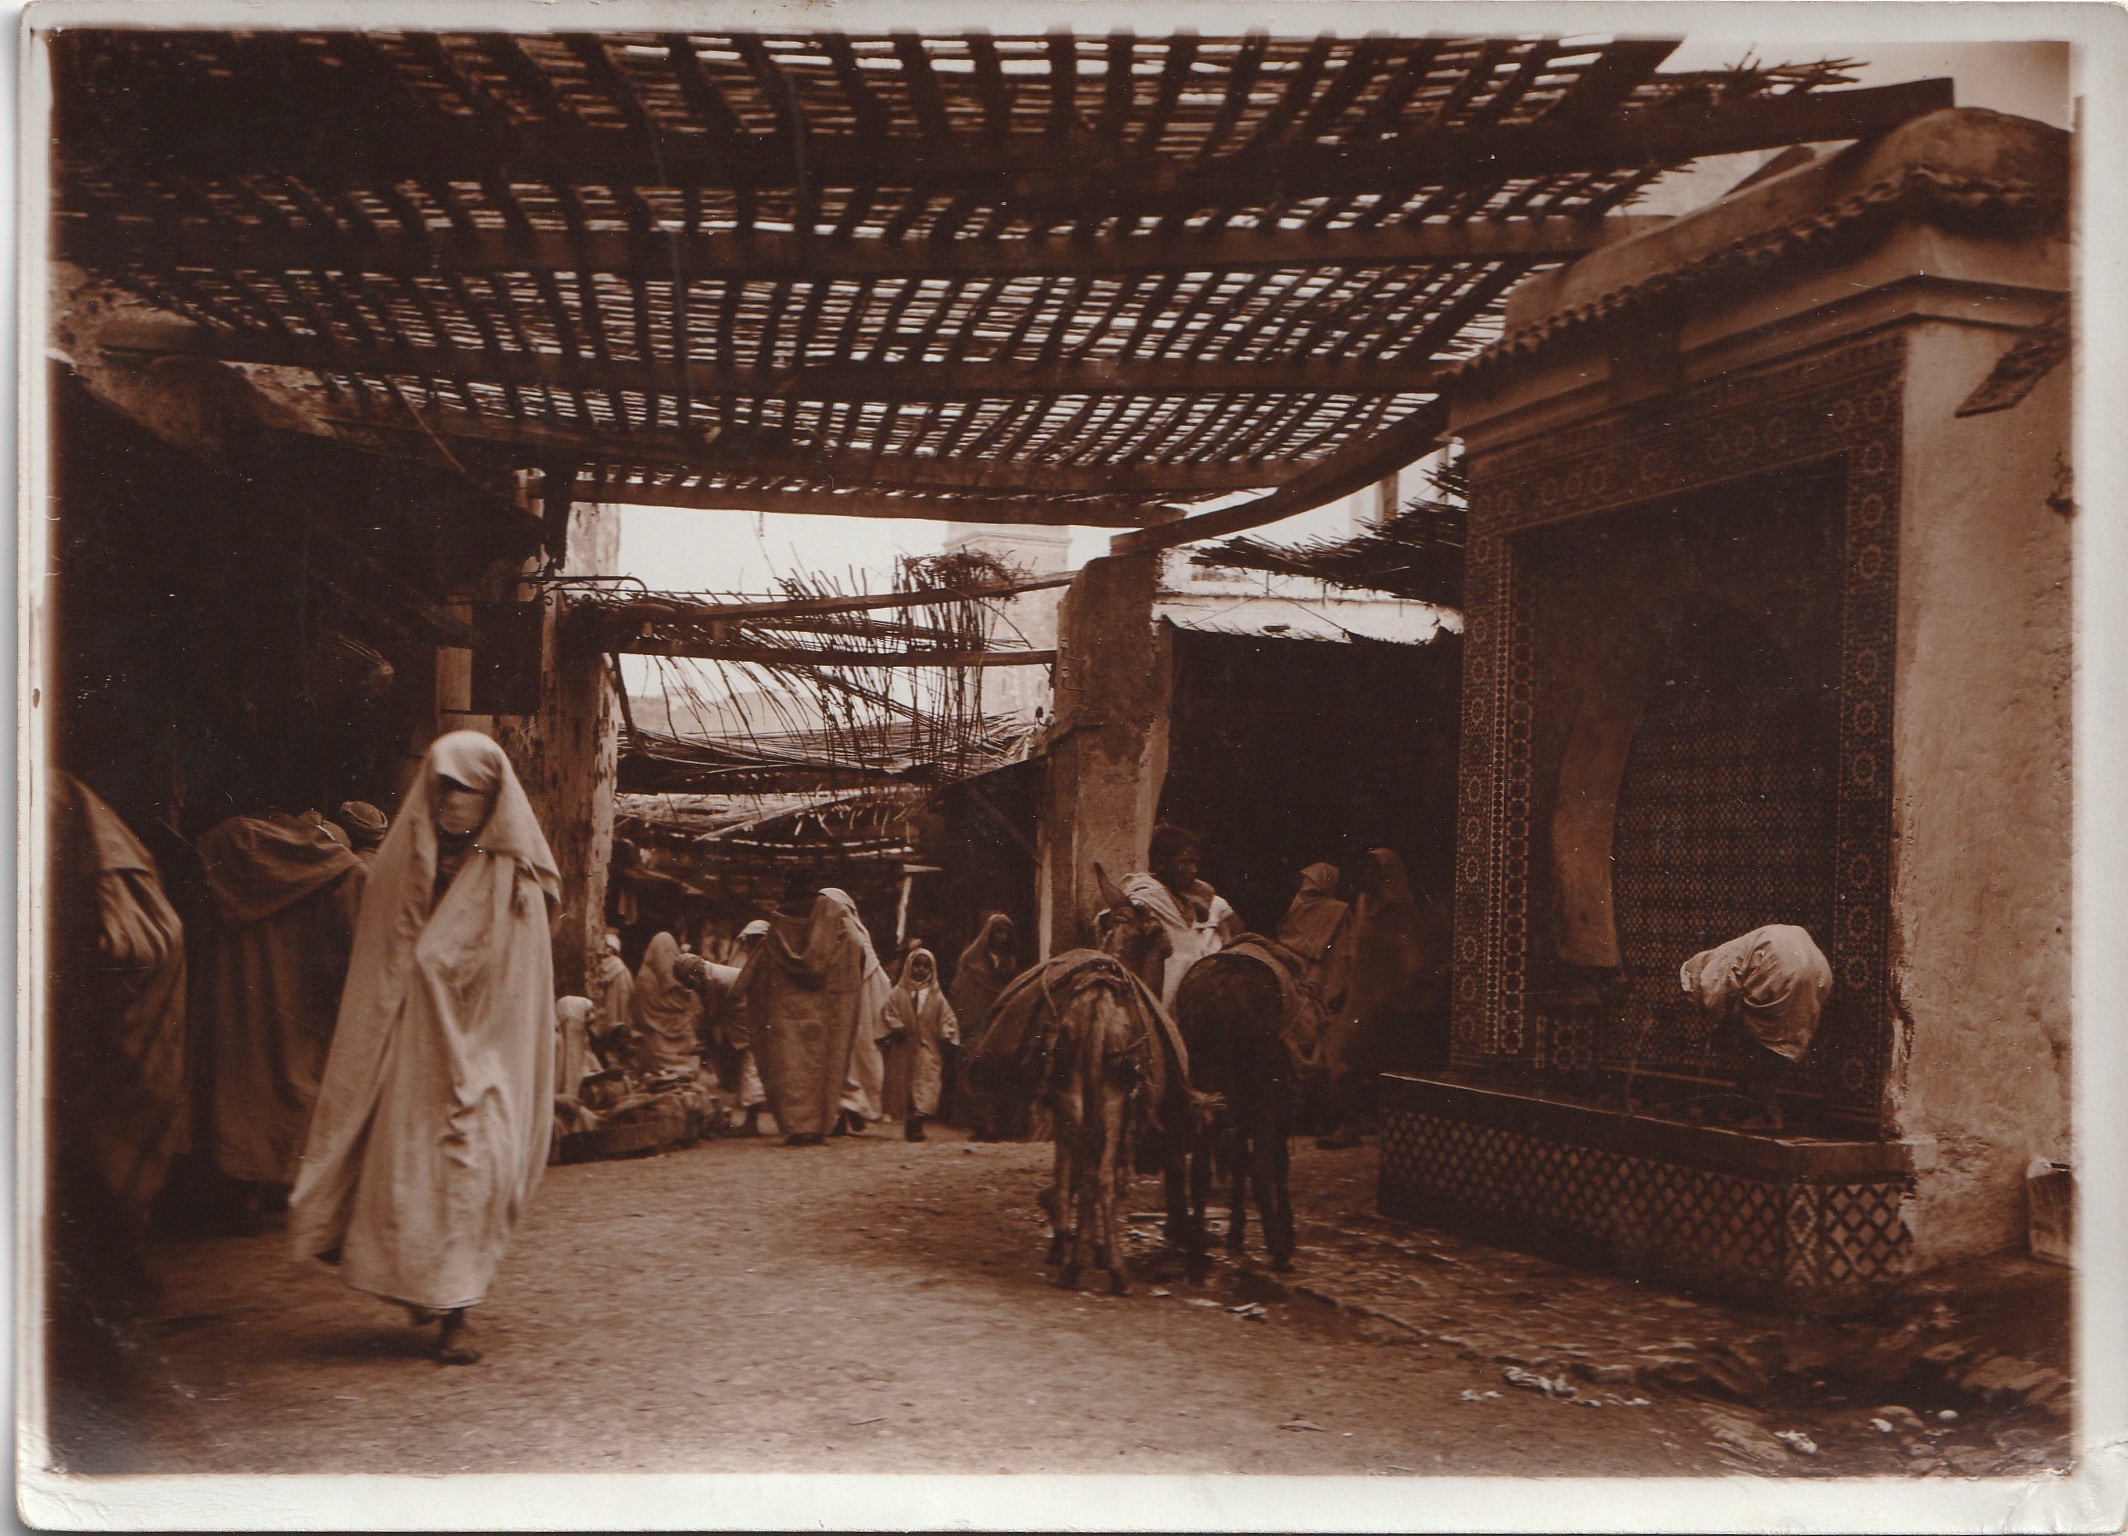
[53,725,1833,1374]
[572,895,1025,1151]
[53,734,563,1365]
[1123,828,1831,1139]
[1108,827,1453,1148]
[49,770,398,1315]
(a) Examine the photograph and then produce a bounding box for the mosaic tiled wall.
[1455,336,1906,1129]
[1600,560,1840,1091]
[1378,1081,1913,1310]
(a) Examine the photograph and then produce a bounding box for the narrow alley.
[51,1132,2068,1482]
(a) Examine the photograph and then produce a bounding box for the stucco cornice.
[1449,109,2068,390]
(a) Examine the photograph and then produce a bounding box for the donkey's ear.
[1093,861,1129,912]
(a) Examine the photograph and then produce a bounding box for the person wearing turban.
[289,732,560,1365]
[334,801,389,857]
[588,929,635,1067]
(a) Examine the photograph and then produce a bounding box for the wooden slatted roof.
[52,30,1949,543]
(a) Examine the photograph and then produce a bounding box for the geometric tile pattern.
[1608,612,1838,1089]
[1454,335,1906,1131]
[1380,1097,1914,1311]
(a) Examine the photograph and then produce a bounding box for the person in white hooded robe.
[288,732,559,1365]
[1680,924,1832,1132]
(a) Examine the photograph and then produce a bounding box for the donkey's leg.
[1039,1123,1074,1266]
[1099,1081,1132,1296]
[1253,1091,1296,1271]
[1065,1139,1101,1292]
[1185,1118,1215,1282]
[1226,1120,1251,1253]
[1266,1091,1298,1270]
[1162,1136,1190,1251]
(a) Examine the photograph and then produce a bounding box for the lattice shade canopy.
[52,31,1946,537]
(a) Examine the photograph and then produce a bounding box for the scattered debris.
[1699,1405,1800,1467]
[1279,1418,1328,1432]
[1186,1298,1223,1309]
[850,1416,885,1426]
[1938,1409,1959,1422]
[1230,1303,1269,1322]
[1775,1430,1819,1456]
[1458,1389,1502,1402]
[1870,1417,1896,1434]
[1502,1366,1575,1398]
[1150,1289,1172,1298]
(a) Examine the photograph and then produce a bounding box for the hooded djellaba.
[881,948,958,1141]
[1276,862,1353,1002]
[744,884,891,1145]
[288,731,559,1365]
[630,932,705,1076]
[193,805,364,1201]
[1316,848,1450,1148]
[948,913,1020,1137]
[47,773,189,1320]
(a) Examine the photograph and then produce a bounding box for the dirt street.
[44,1128,2069,1481]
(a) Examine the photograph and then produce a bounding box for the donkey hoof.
[1059,1264,1081,1290]
[1108,1273,1131,1297]
[1270,1255,1295,1273]
[1045,1236,1068,1266]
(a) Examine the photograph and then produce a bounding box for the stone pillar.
[1038,552,1170,957]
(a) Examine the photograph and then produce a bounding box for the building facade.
[1378,109,2072,1309]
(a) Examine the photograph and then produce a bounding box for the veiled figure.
[48,774,189,1302]
[289,732,559,1362]
[743,887,890,1145]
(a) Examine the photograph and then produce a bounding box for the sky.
[614,39,2071,614]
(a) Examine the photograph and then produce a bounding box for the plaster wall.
[1040,553,1170,955]
[1888,321,2072,1266]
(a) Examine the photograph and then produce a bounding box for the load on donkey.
[971,863,1327,1291]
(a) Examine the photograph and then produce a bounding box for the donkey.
[1089,863,1307,1274]
[1034,967,1159,1295]
[1172,947,1307,1273]
[969,884,1195,1295]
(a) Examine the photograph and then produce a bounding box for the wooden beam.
[307,397,1285,496]
[61,211,1669,282]
[585,571,1077,624]
[102,317,1450,400]
[66,57,1953,200]
[581,477,1155,528]
[615,639,1059,668]
[1111,398,1451,554]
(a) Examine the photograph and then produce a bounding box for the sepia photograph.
[16,2,2122,1528]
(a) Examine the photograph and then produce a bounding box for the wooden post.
[532,501,621,996]
[481,494,620,996]
[1038,552,1171,957]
